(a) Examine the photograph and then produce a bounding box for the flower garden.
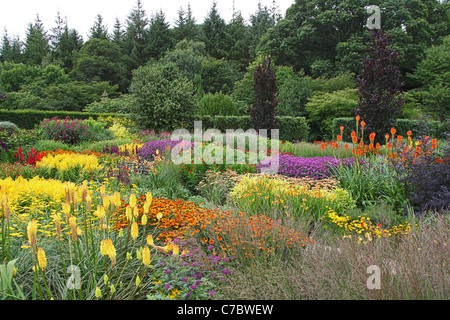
[0,115,448,301]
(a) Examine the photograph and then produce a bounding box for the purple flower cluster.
[39,116,93,145]
[138,139,192,161]
[257,155,355,179]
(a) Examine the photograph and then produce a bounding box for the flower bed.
[257,155,355,179]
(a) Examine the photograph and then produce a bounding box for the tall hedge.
[193,115,309,142]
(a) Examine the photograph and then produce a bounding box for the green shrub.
[196,92,240,116]
[306,88,358,141]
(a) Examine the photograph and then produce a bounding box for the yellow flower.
[136,275,141,287]
[156,212,163,221]
[37,247,47,270]
[95,205,106,220]
[172,244,179,256]
[141,214,148,226]
[146,234,154,246]
[95,287,102,298]
[27,219,38,249]
[142,246,151,267]
[100,238,117,267]
[129,194,137,208]
[130,222,138,241]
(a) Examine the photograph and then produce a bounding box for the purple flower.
[182,277,188,282]
[209,290,216,297]
[207,245,214,250]
[257,155,355,179]
[164,268,172,274]
[164,283,172,290]
[190,284,197,290]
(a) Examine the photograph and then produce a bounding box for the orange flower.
[320,143,325,151]
[351,131,356,137]
[340,126,344,134]
[356,115,360,122]
[369,133,376,141]
[391,128,396,136]
[352,136,358,144]
[344,143,349,150]
[407,130,412,136]
[360,121,366,127]
[387,143,392,149]
[385,134,390,142]
[336,135,342,142]
[375,143,380,150]
[397,135,402,143]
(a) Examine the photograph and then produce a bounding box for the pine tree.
[148,10,173,60]
[201,1,227,60]
[23,15,50,65]
[123,0,150,69]
[174,3,199,42]
[224,11,251,71]
[112,18,124,45]
[248,2,275,59]
[89,14,109,40]
[0,29,13,62]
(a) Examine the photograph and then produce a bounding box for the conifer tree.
[123,0,150,69]
[201,1,227,60]
[89,14,109,40]
[23,15,50,65]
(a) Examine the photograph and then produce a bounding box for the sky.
[0,0,296,41]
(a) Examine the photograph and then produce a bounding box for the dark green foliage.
[147,10,174,60]
[70,39,129,92]
[200,1,227,60]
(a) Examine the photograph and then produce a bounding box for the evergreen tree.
[89,14,109,40]
[201,1,227,59]
[112,18,124,46]
[173,3,199,42]
[50,11,65,53]
[123,0,150,69]
[224,11,251,71]
[148,10,173,60]
[248,2,275,59]
[23,15,50,65]
[1,29,13,62]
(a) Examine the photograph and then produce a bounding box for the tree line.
[0,0,448,135]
